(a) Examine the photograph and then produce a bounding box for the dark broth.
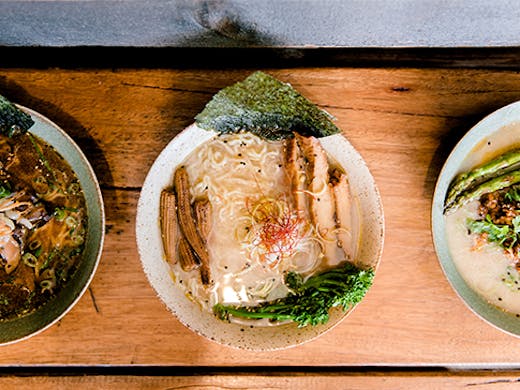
[0,133,87,320]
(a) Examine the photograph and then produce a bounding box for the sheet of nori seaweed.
[0,95,34,137]
[195,72,340,140]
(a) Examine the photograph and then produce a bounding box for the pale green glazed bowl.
[0,106,105,345]
[432,100,520,337]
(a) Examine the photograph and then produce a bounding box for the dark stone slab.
[1,0,520,48]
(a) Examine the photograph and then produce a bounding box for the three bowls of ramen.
[0,106,104,345]
[432,100,520,337]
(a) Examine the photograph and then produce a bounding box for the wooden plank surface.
[1,372,520,390]
[1,67,520,367]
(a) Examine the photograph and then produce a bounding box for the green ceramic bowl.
[432,100,520,337]
[0,106,105,345]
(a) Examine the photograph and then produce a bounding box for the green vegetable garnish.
[0,95,34,137]
[467,214,520,249]
[504,184,520,203]
[195,71,341,141]
[445,169,520,214]
[0,182,11,199]
[213,262,374,327]
[444,148,520,214]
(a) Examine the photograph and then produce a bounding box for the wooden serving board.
[1,67,520,367]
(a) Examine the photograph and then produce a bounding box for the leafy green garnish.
[0,182,11,199]
[0,95,34,137]
[467,214,520,249]
[504,185,520,203]
[195,71,341,141]
[213,262,374,327]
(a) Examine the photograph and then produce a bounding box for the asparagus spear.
[445,169,520,213]
[445,149,520,211]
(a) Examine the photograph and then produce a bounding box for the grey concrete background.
[1,0,519,48]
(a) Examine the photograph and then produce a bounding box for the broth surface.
[446,201,520,315]
[167,132,358,317]
[0,133,87,320]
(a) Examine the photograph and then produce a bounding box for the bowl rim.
[136,123,385,350]
[431,100,520,337]
[0,105,105,346]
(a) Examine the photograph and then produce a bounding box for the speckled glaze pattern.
[0,106,105,345]
[432,100,520,337]
[136,124,384,351]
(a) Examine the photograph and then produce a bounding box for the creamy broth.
[167,132,358,316]
[446,201,520,315]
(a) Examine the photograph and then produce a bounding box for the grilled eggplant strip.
[160,190,178,264]
[295,134,341,265]
[285,135,310,220]
[177,236,199,272]
[331,169,355,263]
[174,167,210,272]
[193,197,212,285]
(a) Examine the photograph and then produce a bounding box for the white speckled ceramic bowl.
[136,124,384,350]
[432,100,520,337]
[0,106,105,345]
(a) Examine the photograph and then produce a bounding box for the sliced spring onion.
[28,240,42,251]
[22,252,38,267]
[54,207,66,221]
[65,215,77,228]
[39,279,54,293]
[72,234,84,246]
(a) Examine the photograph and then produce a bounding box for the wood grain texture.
[1,372,520,389]
[1,68,520,366]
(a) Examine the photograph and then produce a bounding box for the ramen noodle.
[161,132,360,321]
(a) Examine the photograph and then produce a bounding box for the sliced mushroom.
[330,169,355,262]
[295,134,341,265]
[0,235,21,274]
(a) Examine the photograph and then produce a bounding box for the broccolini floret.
[213,262,375,327]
